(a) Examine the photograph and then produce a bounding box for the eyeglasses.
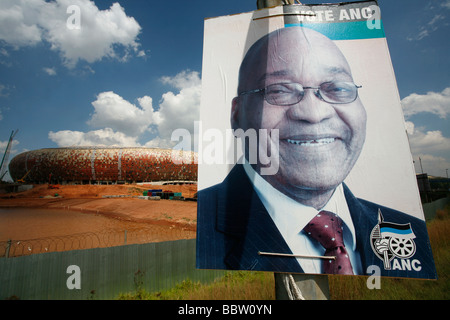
[238,81,362,106]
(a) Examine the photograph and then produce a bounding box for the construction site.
[0,129,209,300]
[0,129,199,252]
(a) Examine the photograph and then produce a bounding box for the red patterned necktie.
[303,211,354,275]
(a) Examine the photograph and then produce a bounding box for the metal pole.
[275,273,330,300]
[254,0,330,300]
[6,239,11,258]
[257,0,296,9]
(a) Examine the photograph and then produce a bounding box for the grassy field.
[117,270,276,300]
[117,205,449,300]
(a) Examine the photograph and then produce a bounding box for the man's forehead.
[266,27,334,50]
[239,27,351,91]
[247,28,345,64]
[269,28,343,57]
[258,66,352,83]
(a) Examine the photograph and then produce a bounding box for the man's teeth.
[287,138,335,146]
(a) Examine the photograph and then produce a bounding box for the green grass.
[117,271,275,300]
[117,205,449,300]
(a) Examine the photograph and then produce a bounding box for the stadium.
[8,147,198,184]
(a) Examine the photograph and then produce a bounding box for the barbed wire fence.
[0,225,196,258]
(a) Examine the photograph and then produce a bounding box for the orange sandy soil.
[0,183,198,242]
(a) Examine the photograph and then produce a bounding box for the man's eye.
[331,86,348,92]
[266,85,293,94]
[323,82,353,95]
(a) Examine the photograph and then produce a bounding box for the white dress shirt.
[243,161,362,274]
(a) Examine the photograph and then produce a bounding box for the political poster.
[196,1,437,279]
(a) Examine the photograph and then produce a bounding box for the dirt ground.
[0,183,198,243]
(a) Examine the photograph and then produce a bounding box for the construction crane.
[17,169,32,183]
[0,129,18,182]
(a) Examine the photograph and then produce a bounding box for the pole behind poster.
[255,0,330,301]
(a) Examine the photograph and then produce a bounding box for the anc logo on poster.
[370,209,417,270]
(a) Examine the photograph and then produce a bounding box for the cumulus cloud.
[0,0,144,68]
[0,137,20,153]
[401,87,450,119]
[155,70,201,144]
[49,70,201,149]
[405,121,450,176]
[403,89,450,176]
[0,0,42,47]
[406,121,450,154]
[87,91,155,137]
[160,70,201,90]
[48,128,140,147]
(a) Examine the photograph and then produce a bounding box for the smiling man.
[232,27,366,210]
[196,26,436,279]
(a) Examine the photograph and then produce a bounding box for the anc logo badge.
[370,209,416,270]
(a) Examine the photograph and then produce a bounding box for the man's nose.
[285,90,335,123]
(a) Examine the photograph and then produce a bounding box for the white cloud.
[442,0,450,10]
[48,128,140,147]
[406,121,450,154]
[0,48,11,67]
[406,121,450,176]
[143,136,175,149]
[0,48,8,57]
[0,0,143,68]
[43,67,57,76]
[155,71,201,143]
[401,87,450,119]
[0,0,42,47]
[87,91,155,137]
[49,70,201,149]
[0,138,19,154]
[160,70,201,90]
[428,14,444,26]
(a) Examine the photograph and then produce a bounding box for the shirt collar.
[242,160,357,251]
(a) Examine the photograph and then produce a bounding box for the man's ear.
[231,96,240,131]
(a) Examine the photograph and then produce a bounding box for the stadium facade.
[8,147,198,184]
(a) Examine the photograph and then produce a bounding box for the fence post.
[6,239,11,258]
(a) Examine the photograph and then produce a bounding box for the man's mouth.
[286,137,336,146]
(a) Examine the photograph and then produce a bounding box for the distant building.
[416,173,431,194]
[8,147,197,184]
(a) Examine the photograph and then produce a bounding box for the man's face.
[232,27,367,198]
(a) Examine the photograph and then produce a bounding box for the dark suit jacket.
[196,164,437,279]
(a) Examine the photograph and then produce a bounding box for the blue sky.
[0,0,449,180]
